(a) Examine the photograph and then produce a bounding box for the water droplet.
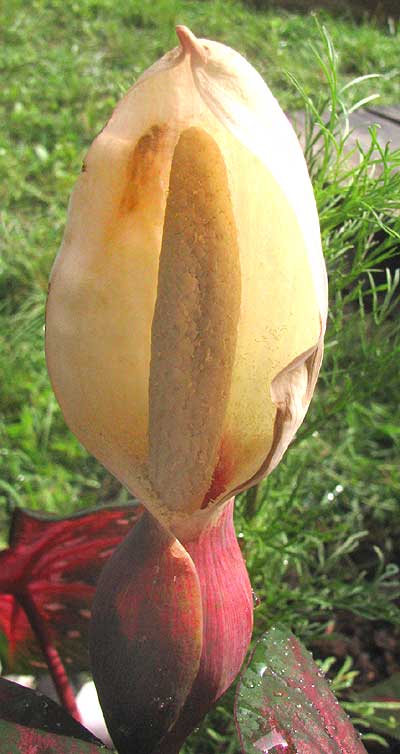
[253,729,289,752]
[30,660,47,669]
[67,630,81,639]
[100,547,114,558]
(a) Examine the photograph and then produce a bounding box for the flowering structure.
[45,26,327,754]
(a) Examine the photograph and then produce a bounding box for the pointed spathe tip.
[176,25,209,64]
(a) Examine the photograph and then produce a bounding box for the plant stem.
[17,591,82,722]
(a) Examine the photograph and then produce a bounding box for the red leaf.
[0,677,102,744]
[0,503,143,676]
[0,722,110,754]
[235,626,368,754]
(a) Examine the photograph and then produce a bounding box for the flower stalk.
[16,592,81,722]
[46,24,327,754]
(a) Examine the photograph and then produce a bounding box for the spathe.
[45,26,327,531]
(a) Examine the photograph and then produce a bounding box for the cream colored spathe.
[46,26,327,534]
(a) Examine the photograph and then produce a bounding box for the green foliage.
[1,2,400,752]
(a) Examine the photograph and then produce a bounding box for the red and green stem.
[17,591,81,723]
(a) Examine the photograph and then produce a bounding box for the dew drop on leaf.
[253,729,289,752]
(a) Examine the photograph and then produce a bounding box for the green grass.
[1,2,400,751]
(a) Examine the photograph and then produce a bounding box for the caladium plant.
[235,626,368,754]
[0,503,143,719]
[0,629,370,754]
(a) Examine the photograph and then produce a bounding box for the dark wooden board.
[289,106,400,164]
[366,105,400,125]
[347,108,400,152]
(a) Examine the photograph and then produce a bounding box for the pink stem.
[17,591,82,722]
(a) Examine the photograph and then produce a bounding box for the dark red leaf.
[0,721,110,754]
[0,677,102,744]
[235,626,368,754]
[0,503,143,676]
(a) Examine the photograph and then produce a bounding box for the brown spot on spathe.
[120,124,169,215]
